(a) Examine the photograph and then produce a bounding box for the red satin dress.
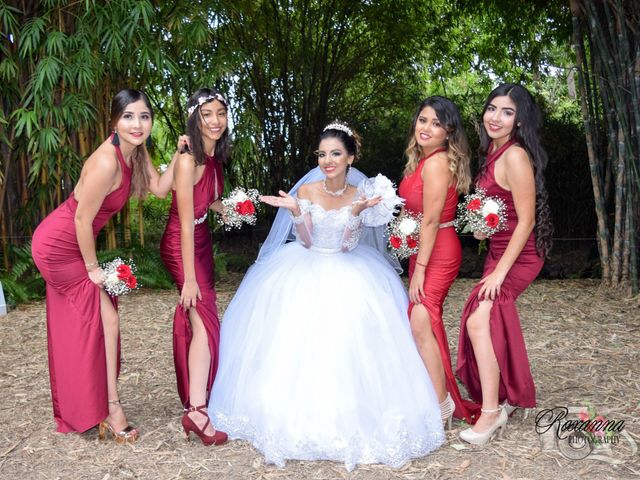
[31,143,130,433]
[398,147,480,423]
[160,154,223,408]
[456,139,543,408]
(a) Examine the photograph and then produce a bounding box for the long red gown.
[160,154,223,408]
[31,143,129,433]
[398,147,480,423]
[456,139,543,408]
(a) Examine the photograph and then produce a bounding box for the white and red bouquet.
[455,188,507,237]
[385,210,423,260]
[218,187,260,230]
[101,258,139,297]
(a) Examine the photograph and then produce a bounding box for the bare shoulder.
[297,182,320,199]
[422,151,451,179]
[85,143,118,176]
[176,152,196,169]
[504,144,532,168]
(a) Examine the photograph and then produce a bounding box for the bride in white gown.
[208,122,444,471]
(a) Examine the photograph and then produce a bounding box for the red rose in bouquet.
[485,213,499,228]
[467,198,481,211]
[234,199,255,215]
[126,275,137,289]
[389,235,402,249]
[406,236,418,249]
[116,264,132,280]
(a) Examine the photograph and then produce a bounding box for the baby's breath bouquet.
[218,187,261,231]
[101,257,139,297]
[385,210,423,259]
[455,188,508,237]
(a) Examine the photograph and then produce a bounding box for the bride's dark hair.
[319,122,361,161]
[478,83,553,258]
[186,88,231,166]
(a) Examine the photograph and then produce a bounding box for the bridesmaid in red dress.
[31,89,176,440]
[457,84,552,445]
[160,88,228,446]
[398,96,478,427]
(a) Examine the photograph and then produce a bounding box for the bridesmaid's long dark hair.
[478,83,553,258]
[110,89,152,198]
[186,88,231,166]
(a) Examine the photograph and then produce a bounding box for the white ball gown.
[208,196,445,471]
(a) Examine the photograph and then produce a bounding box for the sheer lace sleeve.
[341,213,364,252]
[291,199,313,248]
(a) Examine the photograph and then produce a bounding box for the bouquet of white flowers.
[218,187,261,231]
[101,257,139,297]
[454,188,507,237]
[385,210,423,259]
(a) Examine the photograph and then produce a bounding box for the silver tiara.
[323,122,353,137]
[187,93,227,116]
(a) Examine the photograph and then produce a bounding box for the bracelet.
[415,260,427,268]
[85,261,99,271]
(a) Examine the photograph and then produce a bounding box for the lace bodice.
[292,199,363,252]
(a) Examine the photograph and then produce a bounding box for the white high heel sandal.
[439,392,455,430]
[459,406,508,445]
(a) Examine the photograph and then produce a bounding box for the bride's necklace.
[322,178,348,197]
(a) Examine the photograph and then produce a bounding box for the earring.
[346,164,351,174]
[146,135,153,149]
[111,130,120,146]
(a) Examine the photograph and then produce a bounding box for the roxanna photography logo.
[534,405,637,463]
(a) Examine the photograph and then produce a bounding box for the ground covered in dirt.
[1,277,638,479]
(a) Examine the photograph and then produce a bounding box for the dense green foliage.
[3,0,623,306]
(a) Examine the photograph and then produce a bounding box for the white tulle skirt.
[208,242,444,471]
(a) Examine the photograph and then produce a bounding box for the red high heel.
[181,404,228,446]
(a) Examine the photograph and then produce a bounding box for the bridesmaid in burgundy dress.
[457,84,553,445]
[31,89,176,441]
[160,88,228,446]
[398,96,479,427]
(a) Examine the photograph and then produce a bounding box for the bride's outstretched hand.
[351,196,382,216]
[260,191,301,216]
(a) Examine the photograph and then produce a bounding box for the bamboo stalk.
[611,126,625,286]
[571,1,612,283]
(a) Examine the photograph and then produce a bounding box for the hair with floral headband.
[187,92,228,117]
[185,88,231,166]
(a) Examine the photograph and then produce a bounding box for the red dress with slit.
[398,148,480,423]
[456,139,543,408]
[160,154,223,408]
[31,144,130,433]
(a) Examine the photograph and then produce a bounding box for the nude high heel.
[459,406,508,445]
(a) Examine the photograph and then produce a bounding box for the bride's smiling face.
[316,138,353,179]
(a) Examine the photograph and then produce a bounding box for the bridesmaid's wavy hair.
[319,122,362,161]
[110,89,153,199]
[186,88,231,166]
[478,83,553,258]
[403,96,472,194]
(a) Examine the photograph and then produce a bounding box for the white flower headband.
[323,122,353,137]
[187,93,227,116]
